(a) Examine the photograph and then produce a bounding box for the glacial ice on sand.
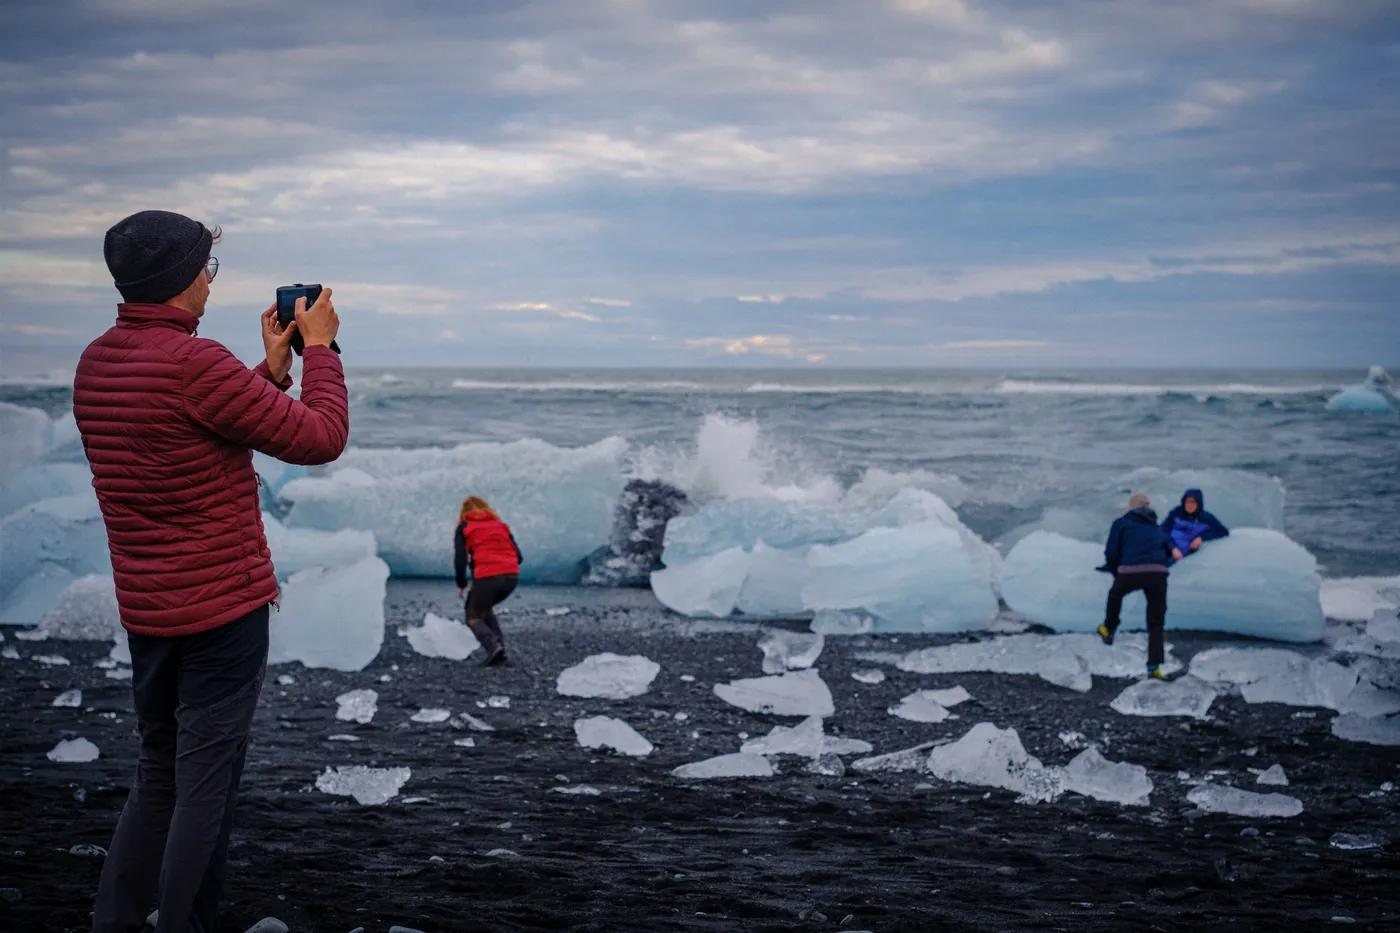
[898,632,1183,693]
[316,765,411,805]
[0,402,54,475]
[1062,748,1153,806]
[1326,366,1398,414]
[888,691,955,723]
[1188,646,1398,714]
[574,716,654,757]
[1003,530,1324,643]
[649,546,749,618]
[1187,784,1303,818]
[0,492,112,627]
[735,543,811,617]
[713,669,835,717]
[1329,832,1389,851]
[268,556,389,672]
[1110,677,1219,719]
[261,514,377,580]
[52,689,81,708]
[38,574,120,641]
[758,630,824,674]
[335,689,378,724]
[556,653,660,699]
[1331,713,1400,746]
[280,437,627,582]
[851,669,886,684]
[671,753,774,780]
[851,742,941,773]
[739,716,871,758]
[410,708,451,723]
[926,723,1063,803]
[404,612,481,661]
[1320,576,1400,622]
[1256,764,1289,786]
[47,737,99,763]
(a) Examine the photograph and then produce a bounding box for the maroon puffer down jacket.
[73,303,350,636]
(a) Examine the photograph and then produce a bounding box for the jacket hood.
[1128,506,1158,523]
[117,302,198,335]
[1181,488,1204,511]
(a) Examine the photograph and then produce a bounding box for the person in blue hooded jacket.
[1160,488,1229,561]
[1096,492,1175,680]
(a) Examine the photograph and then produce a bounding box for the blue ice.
[1326,366,1398,414]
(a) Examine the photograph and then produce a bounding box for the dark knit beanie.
[104,210,213,304]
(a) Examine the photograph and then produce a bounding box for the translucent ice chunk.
[758,630,824,674]
[1320,576,1400,622]
[1329,831,1389,851]
[404,612,481,661]
[898,633,1181,693]
[550,784,602,796]
[851,669,886,685]
[671,753,774,780]
[1256,764,1289,786]
[47,737,99,763]
[1331,713,1400,746]
[739,715,871,758]
[810,609,874,635]
[335,689,379,724]
[556,653,660,699]
[1062,748,1153,806]
[268,556,389,672]
[0,491,111,626]
[807,754,845,777]
[281,437,627,583]
[316,765,411,805]
[52,688,81,707]
[850,742,940,773]
[926,723,1063,803]
[735,542,810,617]
[1326,367,1398,413]
[110,636,130,666]
[888,691,953,723]
[0,402,52,475]
[1186,784,1303,818]
[410,708,451,723]
[713,669,835,717]
[574,716,654,757]
[262,513,377,579]
[650,546,749,618]
[37,574,121,640]
[1190,647,1358,711]
[1110,677,1218,719]
[0,462,93,520]
[252,451,309,498]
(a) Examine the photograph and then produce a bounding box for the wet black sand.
[2,582,1398,932]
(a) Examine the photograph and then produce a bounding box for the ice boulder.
[268,556,390,671]
[1331,713,1400,746]
[1187,784,1303,818]
[1189,647,1360,711]
[734,542,811,617]
[739,715,871,758]
[672,753,774,780]
[713,669,835,717]
[1063,748,1153,806]
[1321,576,1400,622]
[1110,676,1218,719]
[38,574,121,641]
[280,437,627,582]
[0,462,94,519]
[316,765,410,805]
[898,633,1182,693]
[262,513,377,579]
[556,653,660,699]
[47,737,100,763]
[1326,366,1398,413]
[926,722,1063,803]
[574,716,654,757]
[757,630,824,674]
[0,491,112,626]
[650,546,749,618]
[0,403,53,475]
[404,612,481,661]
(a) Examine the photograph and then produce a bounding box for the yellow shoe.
[1096,623,1114,646]
[1147,666,1172,681]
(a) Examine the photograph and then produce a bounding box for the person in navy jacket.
[1097,492,1175,680]
[1160,488,1229,561]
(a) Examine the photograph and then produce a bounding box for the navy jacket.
[1102,507,1173,574]
[1160,488,1229,555]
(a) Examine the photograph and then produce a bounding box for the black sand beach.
[2,582,1397,932]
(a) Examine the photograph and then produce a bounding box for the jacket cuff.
[253,359,294,393]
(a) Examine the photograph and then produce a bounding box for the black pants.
[465,573,517,653]
[93,605,269,933]
[1104,572,1168,667]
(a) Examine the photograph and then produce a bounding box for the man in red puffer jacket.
[75,210,349,933]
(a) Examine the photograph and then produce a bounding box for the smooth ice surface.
[926,723,1063,803]
[268,556,389,671]
[262,513,376,579]
[0,462,93,521]
[1321,576,1400,622]
[556,653,660,699]
[410,708,451,723]
[47,737,99,763]
[713,669,835,716]
[672,753,774,779]
[650,546,748,618]
[1003,530,1324,643]
[316,765,411,805]
[281,437,627,582]
[405,612,480,661]
[0,403,52,475]
[0,491,112,626]
[52,688,81,708]
[758,630,824,674]
[735,542,810,617]
[810,609,874,635]
[1331,713,1400,746]
[1326,367,1398,413]
[1256,764,1289,786]
[38,574,121,640]
[898,632,1182,693]
[1189,647,1373,712]
[851,669,886,684]
[1110,677,1219,719]
[1187,784,1303,818]
[252,452,309,498]
[1063,748,1153,806]
[574,716,654,757]
[739,715,871,758]
[850,742,939,773]
[888,691,954,723]
[335,689,378,724]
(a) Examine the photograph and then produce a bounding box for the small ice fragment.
[316,765,411,806]
[851,742,939,773]
[47,738,99,763]
[105,668,131,680]
[93,658,116,670]
[410,708,451,724]
[1329,831,1388,851]
[549,784,601,796]
[32,654,70,666]
[851,669,886,685]
[1186,784,1303,818]
[740,715,872,758]
[574,716,654,757]
[14,629,49,641]
[335,689,378,724]
[1110,676,1217,719]
[453,737,476,748]
[451,713,495,732]
[109,638,130,666]
[379,674,392,683]
[276,675,295,686]
[713,669,835,717]
[1331,713,1400,746]
[757,630,824,674]
[1059,731,1088,750]
[486,695,510,709]
[679,674,696,682]
[1256,764,1289,786]
[926,722,1063,803]
[674,712,688,721]
[556,653,660,699]
[52,689,82,708]
[327,734,360,742]
[1242,746,1258,757]
[807,754,846,777]
[405,612,480,661]
[69,844,107,856]
[1062,748,1153,806]
[486,849,519,858]
[888,689,966,723]
[544,607,571,616]
[672,753,774,780]
[1,647,18,660]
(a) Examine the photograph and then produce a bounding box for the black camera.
[275,283,341,355]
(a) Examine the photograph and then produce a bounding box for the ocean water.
[5,367,1396,577]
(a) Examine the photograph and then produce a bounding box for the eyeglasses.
[206,257,219,282]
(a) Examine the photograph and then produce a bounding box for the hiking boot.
[1096,623,1114,646]
[1146,665,1173,682]
[484,645,507,666]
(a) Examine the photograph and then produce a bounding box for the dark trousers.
[1104,572,1168,667]
[465,573,517,652]
[93,605,269,933]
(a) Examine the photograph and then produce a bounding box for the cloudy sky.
[2,0,1398,370]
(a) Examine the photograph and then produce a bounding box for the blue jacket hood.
[1181,488,1204,510]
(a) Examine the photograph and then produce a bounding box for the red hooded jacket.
[453,510,522,586]
[73,303,350,636]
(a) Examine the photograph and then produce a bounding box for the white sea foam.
[996,380,1328,397]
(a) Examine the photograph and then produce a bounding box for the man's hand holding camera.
[261,287,339,382]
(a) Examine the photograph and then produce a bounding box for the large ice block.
[926,722,1063,803]
[713,669,835,716]
[38,574,121,641]
[1326,367,1398,413]
[252,451,309,498]
[280,437,627,582]
[734,543,810,617]
[1063,748,1153,806]
[0,491,112,626]
[650,547,749,618]
[268,556,390,671]
[1190,646,1360,711]
[1331,713,1400,746]
[261,513,377,579]
[0,403,53,475]
[1321,576,1400,622]
[898,632,1183,693]
[556,653,660,699]
[0,462,93,519]
[1002,529,1324,643]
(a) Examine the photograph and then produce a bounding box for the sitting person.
[1160,487,1229,561]
[1097,492,1175,680]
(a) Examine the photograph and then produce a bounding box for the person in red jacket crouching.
[75,210,349,933]
[454,495,522,666]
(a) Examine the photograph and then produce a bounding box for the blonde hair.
[458,495,498,524]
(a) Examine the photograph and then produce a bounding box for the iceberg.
[735,543,811,617]
[898,632,1182,693]
[334,689,379,724]
[38,574,121,641]
[268,556,389,672]
[316,765,411,805]
[650,547,749,618]
[1062,748,1153,806]
[0,491,112,627]
[556,653,660,699]
[1326,366,1398,414]
[713,669,835,717]
[671,753,774,780]
[280,437,628,582]
[261,514,377,580]
[739,716,871,758]
[47,737,100,763]
[1186,784,1303,818]
[1003,530,1323,643]
[404,612,481,661]
[757,630,824,674]
[926,722,1063,803]
[1110,676,1219,719]
[574,716,654,757]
